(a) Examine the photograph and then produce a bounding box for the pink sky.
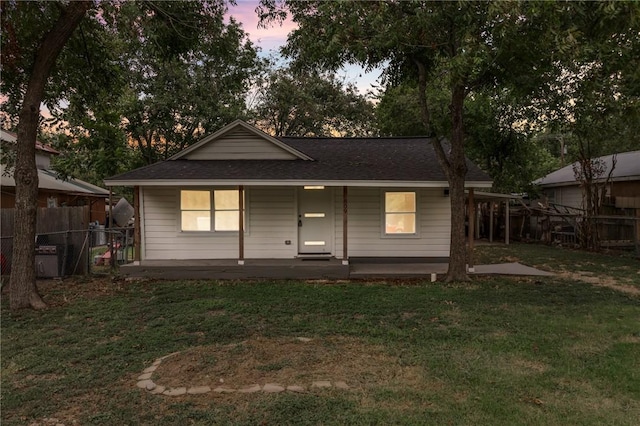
[227,0,382,97]
[227,0,296,54]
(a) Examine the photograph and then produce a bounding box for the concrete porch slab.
[120,258,349,280]
[120,259,553,280]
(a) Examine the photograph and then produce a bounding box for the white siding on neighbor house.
[141,186,296,260]
[141,186,451,260]
[181,127,297,160]
[333,187,451,258]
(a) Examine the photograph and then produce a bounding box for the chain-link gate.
[0,226,135,278]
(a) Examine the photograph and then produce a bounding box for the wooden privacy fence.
[1,206,91,275]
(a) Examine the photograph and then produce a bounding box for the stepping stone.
[296,337,313,342]
[163,387,187,396]
[145,381,157,391]
[188,386,211,395]
[238,384,262,393]
[311,381,332,389]
[150,385,166,395]
[334,381,349,390]
[137,379,154,389]
[213,387,236,393]
[263,383,285,393]
[143,366,157,374]
[286,385,305,393]
[137,372,153,380]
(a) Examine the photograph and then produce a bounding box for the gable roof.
[534,150,640,187]
[0,129,60,155]
[105,133,492,188]
[170,120,313,161]
[1,164,109,197]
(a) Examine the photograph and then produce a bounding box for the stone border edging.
[136,342,350,397]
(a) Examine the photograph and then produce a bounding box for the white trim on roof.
[103,178,493,188]
[534,150,640,187]
[1,164,109,196]
[169,120,314,161]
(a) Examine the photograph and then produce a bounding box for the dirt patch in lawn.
[558,271,640,296]
[152,336,422,392]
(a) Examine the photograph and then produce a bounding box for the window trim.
[381,189,419,238]
[178,188,247,234]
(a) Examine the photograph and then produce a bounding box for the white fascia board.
[536,175,639,188]
[104,179,493,188]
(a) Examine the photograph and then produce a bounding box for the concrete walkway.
[349,262,553,278]
[471,262,554,276]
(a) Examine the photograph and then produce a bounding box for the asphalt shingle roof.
[106,137,492,184]
[534,150,640,186]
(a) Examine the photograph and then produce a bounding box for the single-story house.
[534,150,640,212]
[1,129,109,223]
[532,150,640,247]
[104,120,492,272]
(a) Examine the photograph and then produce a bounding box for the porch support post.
[238,185,244,265]
[489,201,494,243]
[476,200,481,239]
[133,186,141,263]
[468,188,475,273]
[342,186,348,265]
[505,199,510,245]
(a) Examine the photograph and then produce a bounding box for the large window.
[180,190,243,232]
[384,191,416,235]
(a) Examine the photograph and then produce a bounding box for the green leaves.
[251,65,375,137]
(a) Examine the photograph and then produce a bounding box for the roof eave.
[103,178,493,188]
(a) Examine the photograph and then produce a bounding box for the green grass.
[475,242,639,289]
[2,243,639,425]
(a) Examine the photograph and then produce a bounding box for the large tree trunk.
[444,84,470,281]
[9,1,91,311]
[415,59,470,281]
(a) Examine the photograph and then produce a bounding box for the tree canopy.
[258,0,640,279]
[250,65,375,137]
[0,0,260,310]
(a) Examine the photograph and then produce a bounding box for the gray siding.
[141,186,451,260]
[182,127,297,160]
[333,187,451,258]
[546,186,582,208]
[557,186,582,208]
[142,187,296,260]
[245,187,297,258]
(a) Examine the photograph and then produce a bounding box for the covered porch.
[120,256,553,280]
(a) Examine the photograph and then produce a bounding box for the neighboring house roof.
[534,150,640,188]
[1,129,109,198]
[105,121,492,187]
[1,164,109,197]
[0,129,60,155]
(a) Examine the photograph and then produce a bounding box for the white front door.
[298,187,332,254]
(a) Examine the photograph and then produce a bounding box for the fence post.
[633,218,640,257]
[109,187,115,271]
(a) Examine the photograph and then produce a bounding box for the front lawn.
[2,243,639,425]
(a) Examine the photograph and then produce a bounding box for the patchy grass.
[476,242,640,292]
[2,245,639,425]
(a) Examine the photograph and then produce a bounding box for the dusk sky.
[227,0,382,97]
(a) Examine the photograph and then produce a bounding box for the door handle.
[298,215,302,227]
